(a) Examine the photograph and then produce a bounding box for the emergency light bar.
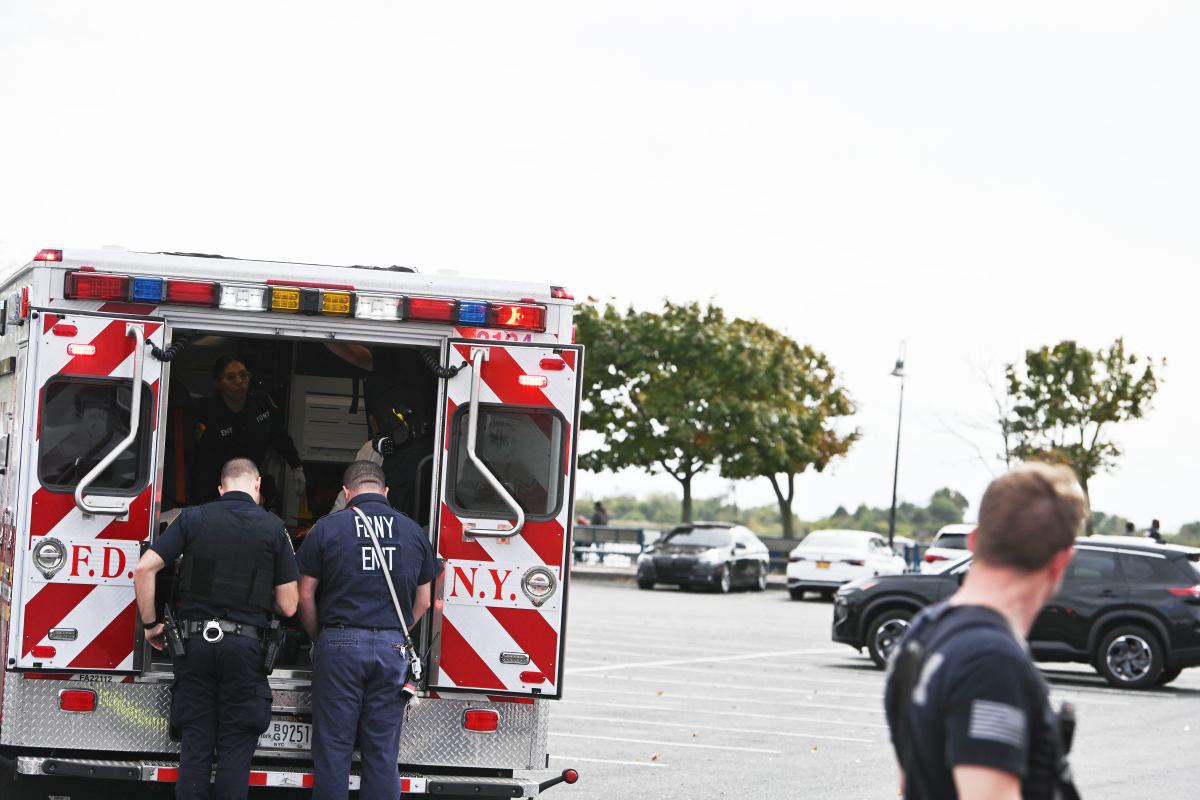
[60,269,550,332]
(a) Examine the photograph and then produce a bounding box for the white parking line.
[551,731,781,754]
[561,698,890,730]
[634,663,886,688]
[550,755,669,769]
[567,648,849,674]
[569,671,884,699]
[565,685,885,715]
[555,714,875,744]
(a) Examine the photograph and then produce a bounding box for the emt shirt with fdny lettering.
[297,493,436,629]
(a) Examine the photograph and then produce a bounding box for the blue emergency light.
[130,277,165,303]
[456,301,488,325]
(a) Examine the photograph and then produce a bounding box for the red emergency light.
[490,303,546,332]
[58,689,98,712]
[34,249,63,262]
[165,279,218,306]
[408,297,457,323]
[64,272,130,301]
[551,286,573,300]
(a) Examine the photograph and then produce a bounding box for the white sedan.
[786,529,908,600]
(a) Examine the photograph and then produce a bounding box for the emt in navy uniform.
[884,463,1087,800]
[298,460,437,800]
[133,458,299,800]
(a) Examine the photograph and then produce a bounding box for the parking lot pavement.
[551,581,1200,799]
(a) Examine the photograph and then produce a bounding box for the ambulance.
[0,247,583,797]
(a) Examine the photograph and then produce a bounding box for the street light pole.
[887,342,906,550]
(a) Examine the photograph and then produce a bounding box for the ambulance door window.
[38,377,154,494]
[449,405,565,520]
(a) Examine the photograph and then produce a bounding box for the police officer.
[189,355,305,508]
[297,460,436,800]
[133,458,299,800]
[884,463,1087,799]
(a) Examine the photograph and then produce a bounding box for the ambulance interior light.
[64,272,130,302]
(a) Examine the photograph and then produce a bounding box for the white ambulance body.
[0,247,582,796]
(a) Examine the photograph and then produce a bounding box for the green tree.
[716,320,858,537]
[1005,339,1162,506]
[575,301,745,522]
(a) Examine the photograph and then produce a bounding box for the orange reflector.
[51,324,79,337]
[67,344,96,357]
[270,287,301,312]
[30,645,56,659]
[59,689,97,712]
[520,671,546,683]
[463,709,499,733]
[518,375,548,388]
[320,291,353,316]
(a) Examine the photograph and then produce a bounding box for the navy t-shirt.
[297,493,437,629]
[884,603,1065,799]
[150,491,299,628]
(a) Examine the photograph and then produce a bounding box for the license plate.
[258,720,312,750]
[816,561,831,569]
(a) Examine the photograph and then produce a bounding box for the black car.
[636,522,770,593]
[832,537,1200,688]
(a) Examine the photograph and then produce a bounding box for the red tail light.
[463,709,499,732]
[34,249,62,262]
[64,272,130,301]
[924,554,949,563]
[842,559,865,567]
[1167,585,1200,598]
[59,689,97,712]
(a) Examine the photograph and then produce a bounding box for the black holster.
[260,619,285,674]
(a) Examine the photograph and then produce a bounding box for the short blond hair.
[976,462,1088,571]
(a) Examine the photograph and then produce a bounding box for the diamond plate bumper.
[1,672,550,771]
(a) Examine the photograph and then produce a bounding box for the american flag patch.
[968,700,1026,748]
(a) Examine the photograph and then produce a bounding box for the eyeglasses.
[222,371,251,383]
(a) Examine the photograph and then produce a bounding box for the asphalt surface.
[551,579,1200,799]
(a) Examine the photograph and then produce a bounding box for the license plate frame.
[258,719,312,751]
[816,561,831,569]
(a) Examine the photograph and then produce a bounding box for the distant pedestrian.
[1147,519,1163,544]
[1124,521,1136,535]
[590,501,609,526]
[885,462,1086,799]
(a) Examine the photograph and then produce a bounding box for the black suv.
[831,537,1200,689]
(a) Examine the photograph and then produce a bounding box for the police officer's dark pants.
[172,635,272,800]
[312,628,409,800]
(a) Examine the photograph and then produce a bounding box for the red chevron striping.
[440,616,503,691]
[560,350,576,371]
[29,488,78,539]
[98,302,158,316]
[59,320,161,377]
[97,490,152,541]
[479,347,554,408]
[521,519,566,567]
[42,314,60,333]
[488,606,558,684]
[437,504,493,561]
[444,398,457,451]
[22,584,95,657]
[67,598,136,669]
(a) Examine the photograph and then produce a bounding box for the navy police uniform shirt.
[297,493,436,629]
[884,603,1065,799]
[150,491,299,628]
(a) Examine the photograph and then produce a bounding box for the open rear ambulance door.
[428,339,583,699]
[12,311,165,672]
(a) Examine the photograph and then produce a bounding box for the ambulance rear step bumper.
[14,756,576,796]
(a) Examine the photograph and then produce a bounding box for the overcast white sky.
[2,2,1196,527]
